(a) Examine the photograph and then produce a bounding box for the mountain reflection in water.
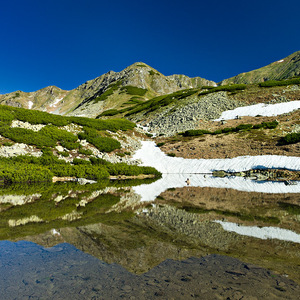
[0,178,299,298]
[0,241,299,300]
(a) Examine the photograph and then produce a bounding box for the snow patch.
[51,229,61,236]
[277,59,284,63]
[215,100,300,121]
[28,101,33,109]
[131,141,300,201]
[215,220,300,243]
[50,97,63,108]
[132,141,300,174]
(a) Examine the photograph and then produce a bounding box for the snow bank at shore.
[131,141,299,200]
[133,141,300,174]
[215,100,300,121]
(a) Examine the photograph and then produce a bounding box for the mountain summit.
[0,62,216,117]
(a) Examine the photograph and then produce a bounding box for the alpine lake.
[0,172,299,299]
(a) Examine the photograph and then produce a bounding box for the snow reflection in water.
[215,220,300,244]
[133,174,300,202]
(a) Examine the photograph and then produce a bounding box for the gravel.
[137,92,244,136]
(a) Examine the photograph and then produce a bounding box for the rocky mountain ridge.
[1,51,299,123]
[0,62,216,117]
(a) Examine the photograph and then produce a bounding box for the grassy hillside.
[220,51,300,85]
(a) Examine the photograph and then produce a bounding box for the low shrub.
[105,163,161,177]
[278,132,300,145]
[90,157,110,165]
[167,153,176,157]
[72,158,91,165]
[78,127,121,152]
[156,142,165,147]
[78,147,93,155]
[235,124,253,131]
[198,84,247,96]
[182,129,211,137]
[58,151,69,157]
[71,117,135,132]
[125,89,197,116]
[120,86,147,96]
[259,77,300,87]
[98,109,120,117]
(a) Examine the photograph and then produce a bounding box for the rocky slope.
[0,62,216,118]
[220,50,300,85]
[0,86,69,112]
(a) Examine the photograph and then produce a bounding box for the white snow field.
[133,141,300,174]
[215,220,300,244]
[215,100,300,121]
[131,141,300,201]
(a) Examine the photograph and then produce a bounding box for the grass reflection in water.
[0,179,156,240]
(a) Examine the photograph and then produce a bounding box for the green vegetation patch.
[180,206,280,224]
[278,132,300,145]
[105,163,161,177]
[93,81,122,103]
[0,104,135,132]
[70,117,135,132]
[0,124,78,149]
[78,127,121,152]
[120,86,148,96]
[98,109,120,117]
[125,89,197,117]
[278,202,300,215]
[149,70,160,76]
[198,84,247,96]
[182,121,279,137]
[259,77,300,87]
[0,148,161,184]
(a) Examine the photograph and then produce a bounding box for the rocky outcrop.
[0,142,42,158]
[136,91,244,136]
[0,86,69,113]
[11,120,46,131]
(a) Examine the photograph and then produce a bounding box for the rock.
[134,92,244,137]
[77,178,97,185]
[56,146,64,152]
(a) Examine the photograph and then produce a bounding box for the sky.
[0,0,300,94]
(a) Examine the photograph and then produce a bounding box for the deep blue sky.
[1,0,299,94]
